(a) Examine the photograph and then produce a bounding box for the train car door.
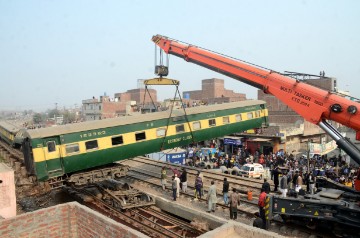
[43,137,64,178]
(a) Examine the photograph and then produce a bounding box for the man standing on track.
[258,188,267,229]
[279,172,288,198]
[195,173,203,199]
[262,178,271,194]
[222,177,229,205]
[229,188,240,220]
[174,174,181,198]
[171,176,177,201]
[160,166,167,190]
[207,180,217,213]
[180,168,188,193]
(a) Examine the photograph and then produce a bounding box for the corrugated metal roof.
[26,100,265,139]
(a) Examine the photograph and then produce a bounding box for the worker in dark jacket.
[262,178,271,194]
[222,178,230,205]
[180,168,188,193]
[273,167,280,192]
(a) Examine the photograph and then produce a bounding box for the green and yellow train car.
[22,100,268,184]
[0,120,20,147]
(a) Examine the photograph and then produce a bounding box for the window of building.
[223,116,230,124]
[208,119,216,127]
[235,114,242,122]
[247,112,253,119]
[156,128,166,137]
[66,143,80,154]
[85,140,98,150]
[176,124,185,133]
[99,105,101,110]
[47,141,56,153]
[192,121,201,130]
[135,132,146,141]
[112,136,124,146]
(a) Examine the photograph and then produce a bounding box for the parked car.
[239,163,265,179]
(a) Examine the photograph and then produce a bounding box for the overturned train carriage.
[22,100,268,184]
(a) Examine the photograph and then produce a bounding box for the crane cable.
[159,84,196,152]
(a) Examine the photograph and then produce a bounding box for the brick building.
[115,88,157,105]
[183,78,246,103]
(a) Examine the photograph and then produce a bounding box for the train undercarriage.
[65,179,155,210]
[268,186,360,237]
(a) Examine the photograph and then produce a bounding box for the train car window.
[85,140,98,150]
[247,112,253,119]
[66,143,80,154]
[156,128,166,137]
[222,116,230,124]
[112,136,124,146]
[193,121,201,130]
[208,119,216,127]
[235,114,242,122]
[47,141,56,153]
[255,111,260,118]
[135,132,146,141]
[176,125,185,133]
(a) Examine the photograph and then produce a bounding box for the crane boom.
[151,34,360,166]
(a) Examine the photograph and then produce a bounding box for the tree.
[47,109,60,119]
[63,110,76,124]
[33,113,44,124]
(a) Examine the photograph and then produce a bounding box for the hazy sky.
[1,0,359,111]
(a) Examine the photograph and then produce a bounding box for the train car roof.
[0,120,21,133]
[26,100,265,139]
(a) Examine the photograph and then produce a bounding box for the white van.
[239,163,265,179]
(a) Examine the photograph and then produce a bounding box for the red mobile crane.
[151,35,360,232]
[151,34,360,190]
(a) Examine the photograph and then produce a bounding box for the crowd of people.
[159,145,359,230]
[184,145,359,191]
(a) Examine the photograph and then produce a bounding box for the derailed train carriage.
[0,120,23,148]
[21,100,268,187]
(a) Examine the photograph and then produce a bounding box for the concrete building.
[183,78,246,103]
[82,95,138,120]
[82,88,158,121]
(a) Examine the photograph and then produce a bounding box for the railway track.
[121,156,335,238]
[65,182,206,238]
[0,142,339,237]
[121,156,270,197]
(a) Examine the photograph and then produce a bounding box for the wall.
[183,78,246,102]
[0,202,148,238]
[0,163,16,219]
